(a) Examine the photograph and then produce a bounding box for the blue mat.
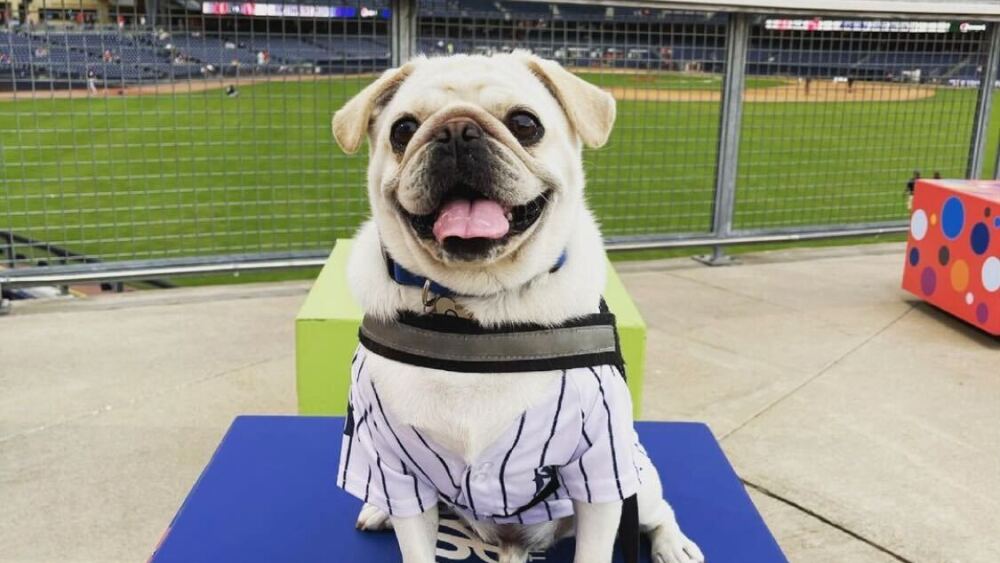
[152,416,786,562]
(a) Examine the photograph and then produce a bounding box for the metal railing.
[2,0,1000,290]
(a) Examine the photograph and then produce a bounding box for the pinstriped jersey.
[337,344,643,525]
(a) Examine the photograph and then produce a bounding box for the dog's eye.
[390,117,420,152]
[505,111,544,146]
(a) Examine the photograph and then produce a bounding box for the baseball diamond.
[1,1,999,276]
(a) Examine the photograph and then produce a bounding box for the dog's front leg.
[572,500,622,563]
[390,504,439,563]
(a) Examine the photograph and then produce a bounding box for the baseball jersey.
[337,345,644,525]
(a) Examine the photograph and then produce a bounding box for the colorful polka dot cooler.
[903,179,1000,335]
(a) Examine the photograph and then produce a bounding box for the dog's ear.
[514,51,616,148]
[332,62,416,154]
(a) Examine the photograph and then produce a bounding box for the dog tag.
[422,279,474,319]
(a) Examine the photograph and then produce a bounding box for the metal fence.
[1,0,1000,289]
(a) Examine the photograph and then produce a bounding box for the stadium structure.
[1,1,996,91]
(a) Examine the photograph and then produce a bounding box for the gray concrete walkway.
[1,242,997,562]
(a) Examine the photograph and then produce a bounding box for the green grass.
[1,73,998,270]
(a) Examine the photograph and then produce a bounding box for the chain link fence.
[417,8,728,238]
[1,1,999,285]
[2,0,388,269]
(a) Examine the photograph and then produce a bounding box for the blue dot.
[971,223,990,255]
[908,247,920,266]
[942,197,965,240]
[995,217,1000,229]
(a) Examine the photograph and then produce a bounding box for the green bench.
[295,239,647,417]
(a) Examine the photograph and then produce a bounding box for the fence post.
[967,22,1000,179]
[390,0,418,67]
[697,11,749,266]
[146,0,157,29]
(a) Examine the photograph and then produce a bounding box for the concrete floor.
[1,242,997,562]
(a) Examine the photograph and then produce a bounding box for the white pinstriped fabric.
[338,345,644,525]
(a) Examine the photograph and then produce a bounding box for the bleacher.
[0,9,986,90]
[165,33,258,67]
[309,36,389,61]
[240,36,334,64]
[0,31,39,71]
[502,1,553,16]
[421,0,511,18]
[549,2,605,19]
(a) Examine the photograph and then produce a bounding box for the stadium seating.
[0,30,168,82]
[239,36,334,64]
[165,33,258,68]
[0,11,987,89]
[0,31,38,71]
[309,36,389,61]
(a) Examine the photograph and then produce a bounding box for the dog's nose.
[433,119,483,148]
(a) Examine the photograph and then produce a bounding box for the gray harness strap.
[360,315,618,363]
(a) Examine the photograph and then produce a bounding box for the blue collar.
[387,251,567,298]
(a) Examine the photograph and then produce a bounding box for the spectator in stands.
[102,49,113,63]
[659,46,672,64]
[34,46,48,58]
[906,170,921,211]
[257,50,265,65]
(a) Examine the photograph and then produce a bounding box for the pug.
[332,52,703,563]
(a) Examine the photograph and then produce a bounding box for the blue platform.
[151,416,786,562]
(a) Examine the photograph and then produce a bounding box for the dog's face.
[333,52,615,285]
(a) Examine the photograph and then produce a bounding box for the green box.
[296,239,646,417]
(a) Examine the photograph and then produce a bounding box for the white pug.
[332,52,703,563]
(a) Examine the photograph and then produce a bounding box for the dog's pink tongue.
[432,199,510,242]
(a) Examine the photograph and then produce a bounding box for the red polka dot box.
[902,179,1000,335]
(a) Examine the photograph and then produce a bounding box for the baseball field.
[2,70,998,264]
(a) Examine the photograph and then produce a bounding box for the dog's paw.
[355,503,393,531]
[651,525,705,563]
